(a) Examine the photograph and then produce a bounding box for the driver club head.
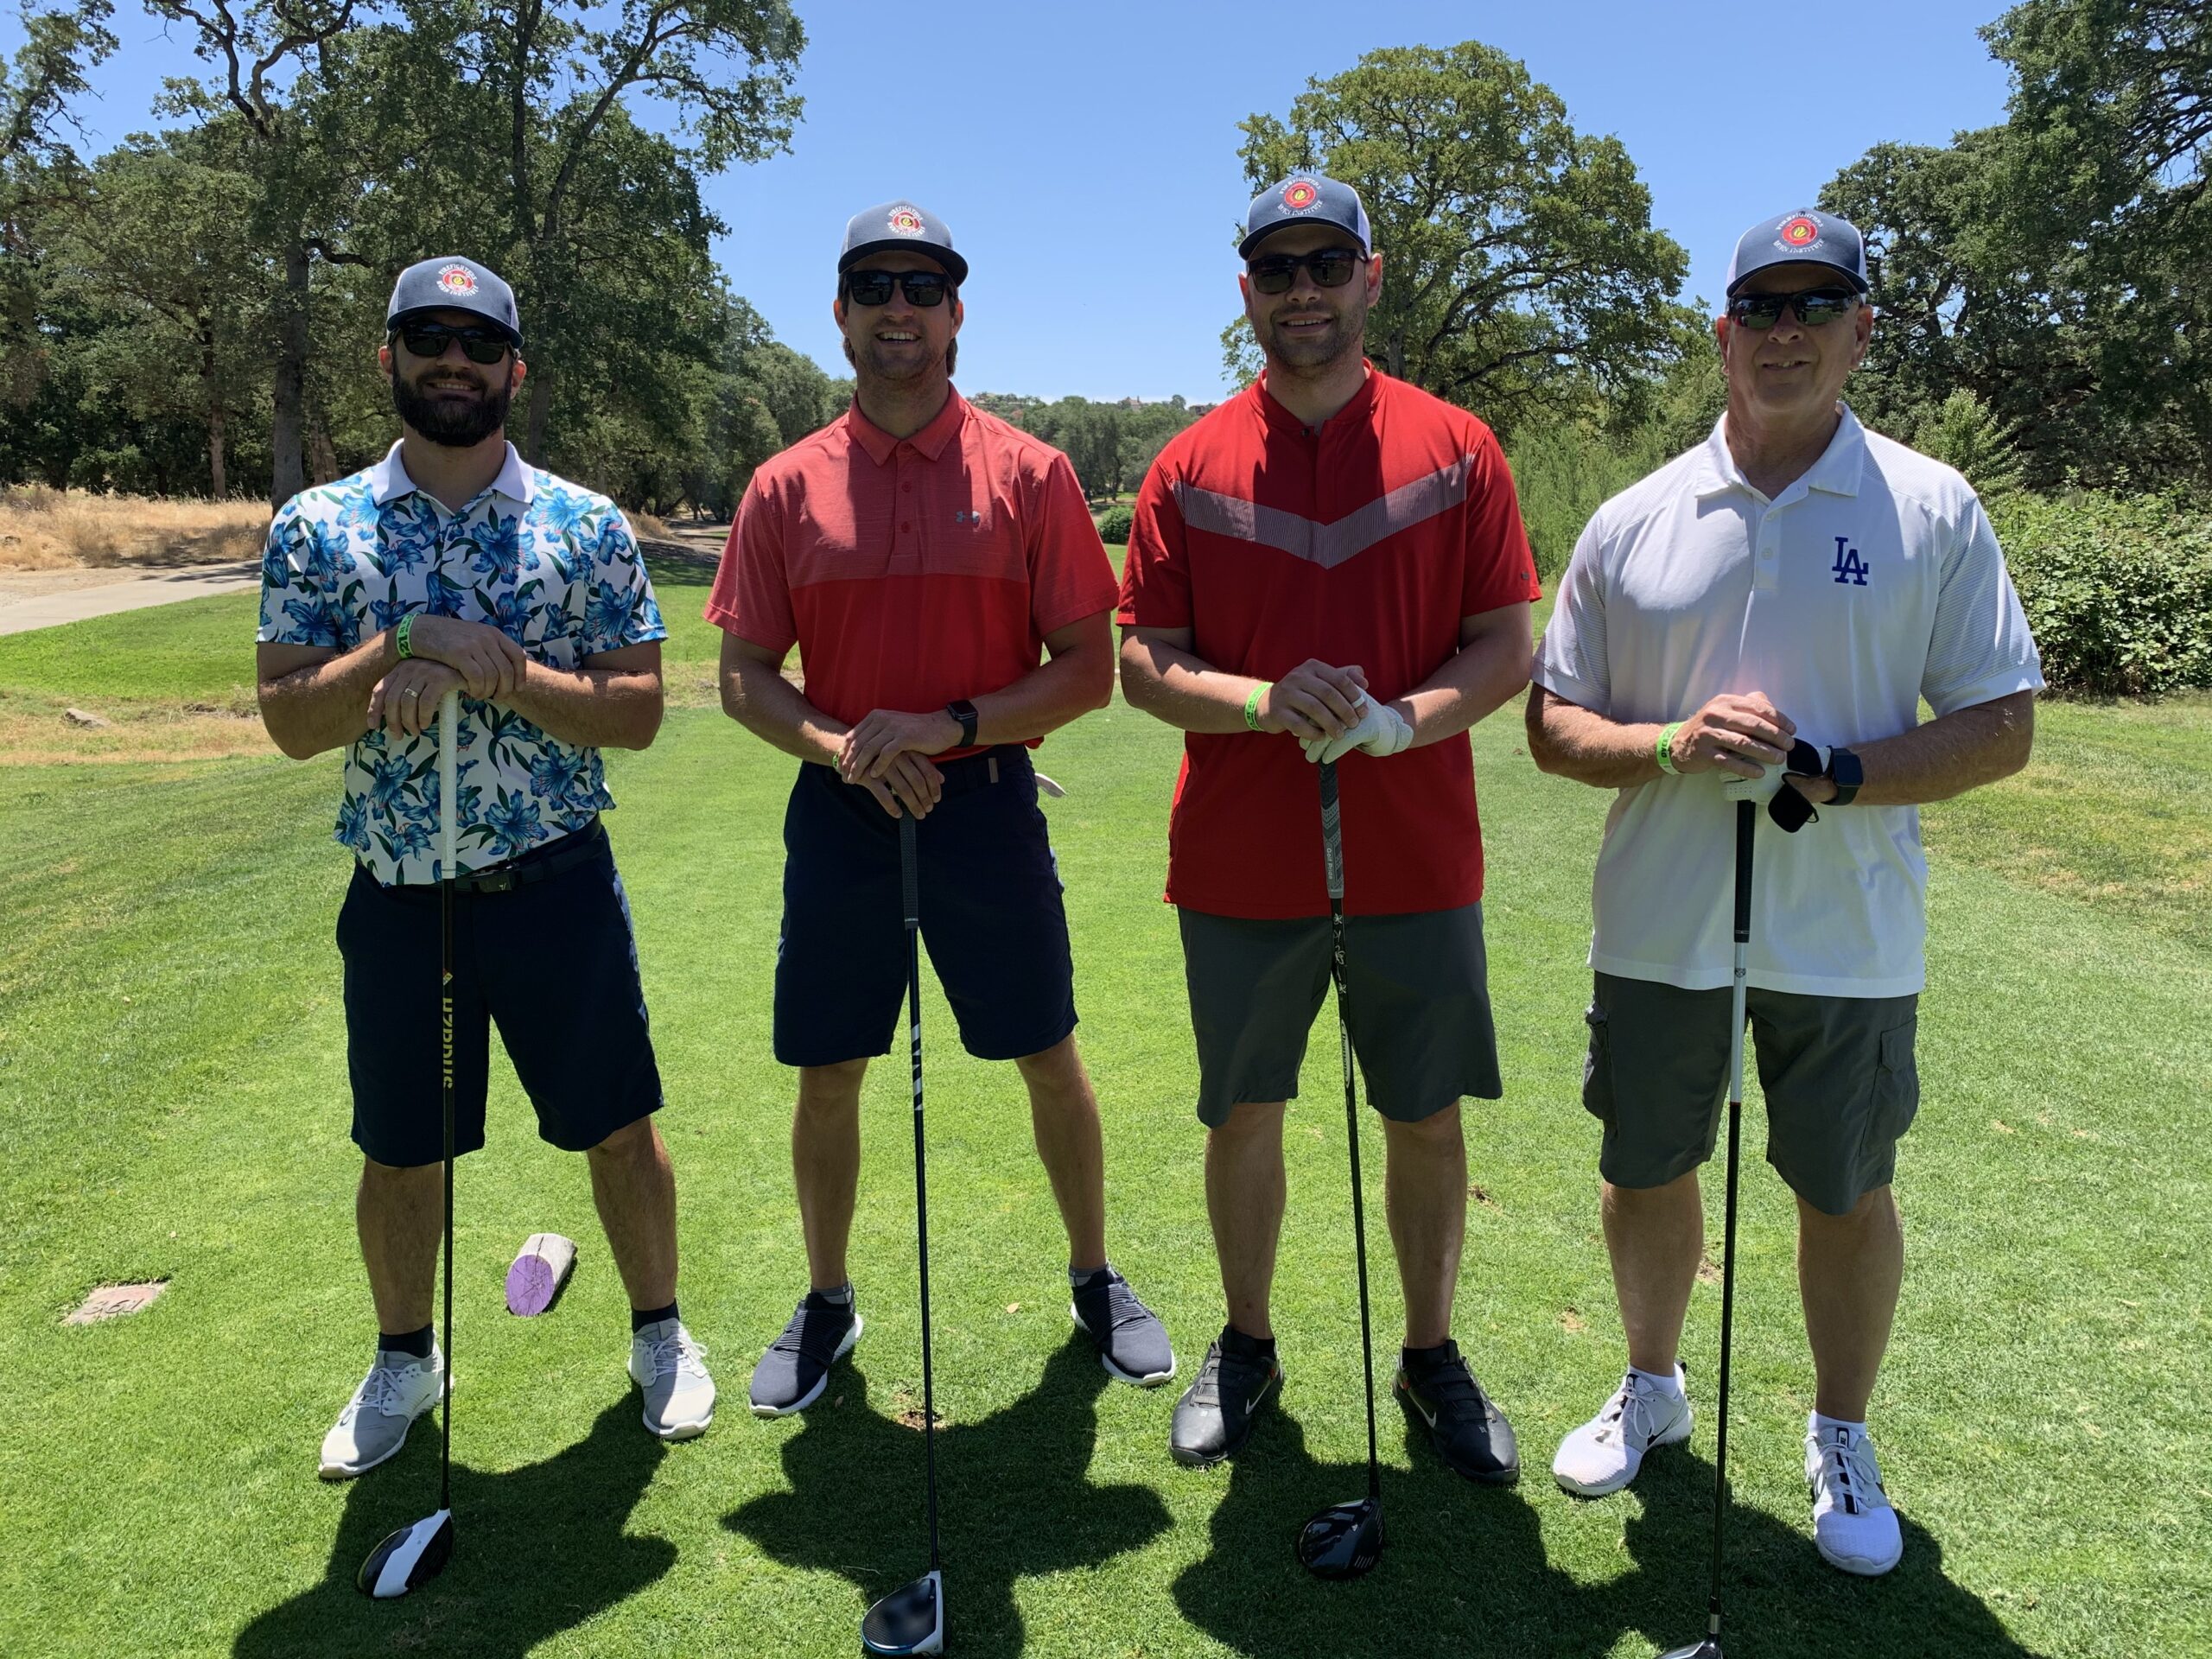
[1295,1497,1382,1580]
[1658,1642,1725,1659]
[357,1507,454,1599]
[861,1567,944,1656]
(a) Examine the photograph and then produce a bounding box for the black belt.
[934,746,1029,799]
[457,817,607,893]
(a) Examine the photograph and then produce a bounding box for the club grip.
[1732,799,1754,944]
[437,689,460,883]
[1319,762,1344,902]
[899,810,919,928]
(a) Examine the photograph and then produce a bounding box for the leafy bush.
[1998,492,2212,697]
[1506,420,1678,581]
[1910,390,2025,505]
[1096,503,1135,546]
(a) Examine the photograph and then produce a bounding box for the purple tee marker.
[505,1232,579,1317]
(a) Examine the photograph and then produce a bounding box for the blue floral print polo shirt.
[257,441,668,886]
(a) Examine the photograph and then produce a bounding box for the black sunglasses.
[1248,247,1365,295]
[1726,287,1860,331]
[395,323,513,365]
[842,270,952,308]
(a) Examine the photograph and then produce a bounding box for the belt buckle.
[474,866,517,894]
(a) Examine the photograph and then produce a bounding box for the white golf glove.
[1719,764,1786,805]
[1301,700,1414,765]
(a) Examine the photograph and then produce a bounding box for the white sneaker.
[629,1318,715,1440]
[1806,1414,1903,1575]
[320,1344,445,1479]
[1552,1367,1694,1497]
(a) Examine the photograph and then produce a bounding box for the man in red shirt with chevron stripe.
[1120,174,1540,1478]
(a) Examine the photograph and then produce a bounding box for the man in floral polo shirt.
[256,256,715,1475]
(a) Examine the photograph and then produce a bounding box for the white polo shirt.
[1534,406,2044,997]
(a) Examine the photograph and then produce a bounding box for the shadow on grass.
[725,1335,1172,1656]
[1175,1397,2049,1659]
[1594,1446,2052,1659]
[232,1397,674,1659]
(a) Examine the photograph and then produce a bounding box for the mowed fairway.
[1,562,2206,1659]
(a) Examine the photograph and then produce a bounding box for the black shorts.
[1176,903,1503,1128]
[773,748,1078,1067]
[337,825,663,1167]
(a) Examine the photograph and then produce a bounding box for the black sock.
[1224,1323,1277,1360]
[631,1300,679,1332]
[1071,1262,1116,1292]
[378,1325,434,1360]
[812,1281,855,1306]
[1401,1340,1454,1368]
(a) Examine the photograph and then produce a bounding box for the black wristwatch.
[1825,746,1863,806]
[946,699,978,748]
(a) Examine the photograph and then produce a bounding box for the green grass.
[1,594,2208,1658]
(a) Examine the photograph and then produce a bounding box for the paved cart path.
[0,561,260,636]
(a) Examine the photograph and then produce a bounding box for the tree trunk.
[308,409,340,484]
[269,240,310,509]
[200,321,227,498]
[1387,328,1407,383]
[524,363,551,463]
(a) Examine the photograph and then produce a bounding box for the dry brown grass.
[0,687,273,764]
[0,487,270,572]
[630,510,676,541]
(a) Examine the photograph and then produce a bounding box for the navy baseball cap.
[387,257,523,346]
[1241,175,1371,259]
[1725,209,1869,296]
[838,200,968,287]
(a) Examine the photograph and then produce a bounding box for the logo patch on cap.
[1282,180,1319,212]
[887,207,924,236]
[1778,215,1821,249]
[435,263,479,296]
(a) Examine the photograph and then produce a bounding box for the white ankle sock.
[1812,1410,1866,1437]
[1630,1363,1685,1398]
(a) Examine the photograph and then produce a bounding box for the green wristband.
[1243,682,1271,732]
[395,613,415,660]
[1656,721,1683,774]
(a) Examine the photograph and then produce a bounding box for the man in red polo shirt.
[1120,175,1539,1478]
[709,200,1174,1417]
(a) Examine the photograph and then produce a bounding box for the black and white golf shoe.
[1169,1327,1281,1467]
[1395,1340,1520,1484]
[748,1288,861,1418]
[1071,1268,1176,1386]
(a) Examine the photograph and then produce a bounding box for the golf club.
[359,686,461,1599]
[1659,798,1758,1659]
[1294,760,1384,1581]
[861,811,946,1656]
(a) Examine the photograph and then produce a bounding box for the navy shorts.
[774,747,1078,1067]
[336,823,664,1167]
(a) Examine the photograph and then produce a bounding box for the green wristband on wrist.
[1243,682,1271,732]
[1656,721,1683,774]
[395,614,415,660]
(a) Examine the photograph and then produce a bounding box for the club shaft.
[1319,764,1382,1500]
[899,815,940,1573]
[1704,800,1756,1634]
[437,689,459,1516]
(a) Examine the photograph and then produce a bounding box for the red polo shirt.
[707,391,1117,753]
[1118,368,1539,918]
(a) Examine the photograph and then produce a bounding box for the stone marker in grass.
[66,1281,167,1324]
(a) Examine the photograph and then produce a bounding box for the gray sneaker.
[320,1344,445,1480]
[629,1318,716,1440]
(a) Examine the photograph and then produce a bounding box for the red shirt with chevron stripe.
[1118,368,1539,918]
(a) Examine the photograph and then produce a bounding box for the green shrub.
[1998,492,2212,697]
[1506,421,1678,581]
[1096,503,1135,546]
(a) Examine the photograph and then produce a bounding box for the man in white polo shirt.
[1526,207,2042,1577]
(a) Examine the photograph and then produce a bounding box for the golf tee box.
[505,1232,578,1316]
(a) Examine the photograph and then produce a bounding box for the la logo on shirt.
[1832,535,1870,587]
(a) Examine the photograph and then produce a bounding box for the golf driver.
[1660,798,1758,1659]
[359,686,461,1599]
[1294,760,1384,1581]
[861,811,945,1656]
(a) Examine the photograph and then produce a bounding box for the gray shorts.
[1177,904,1503,1129]
[1582,972,1920,1216]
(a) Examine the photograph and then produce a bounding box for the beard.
[391,365,515,448]
[1255,294,1366,374]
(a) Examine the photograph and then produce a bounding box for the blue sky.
[10,0,2015,401]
